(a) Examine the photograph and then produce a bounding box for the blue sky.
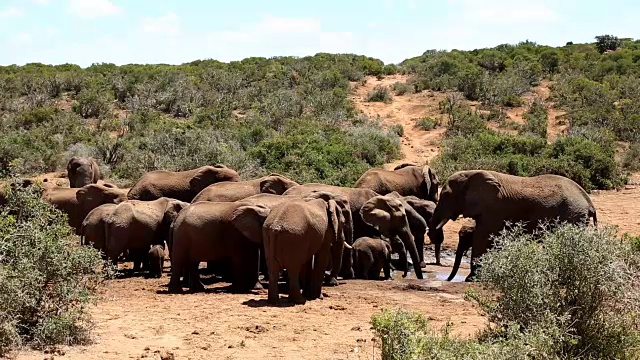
[0,0,638,67]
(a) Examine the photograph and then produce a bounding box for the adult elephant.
[446,221,475,281]
[282,184,372,280]
[167,194,300,293]
[80,203,118,254]
[104,197,189,272]
[359,194,425,279]
[127,164,240,202]
[430,170,598,281]
[43,183,124,234]
[191,173,299,203]
[354,163,439,203]
[234,192,351,304]
[67,157,102,188]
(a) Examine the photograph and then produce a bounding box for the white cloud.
[33,0,52,4]
[66,0,120,19]
[0,7,24,17]
[10,33,32,46]
[140,12,181,35]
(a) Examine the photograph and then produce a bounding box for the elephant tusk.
[343,241,352,249]
[435,219,449,230]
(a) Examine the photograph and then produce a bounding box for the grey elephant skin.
[243,192,351,305]
[354,163,439,203]
[104,197,189,272]
[431,170,598,281]
[80,203,118,254]
[127,164,240,203]
[352,236,404,280]
[67,157,102,188]
[447,221,475,281]
[167,194,299,293]
[147,245,165,278]
[44,183,127,234]
[360,194,425,279]
[282,184,375,279]
[191,173,299,203]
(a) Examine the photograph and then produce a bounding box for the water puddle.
[434,272,466,282]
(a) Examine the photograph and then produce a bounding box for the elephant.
[354,163,440,203]
[282,184,375,280]
[360,194,426,279]
[447,221,475,281]
[43,183,122,233]
[352,236,405,280]
[67,157,102,188]
[167,193,300,293]
[80,203,117,253]
[126,164,240,202]
[430,170,598,281]
[104,197,189,272]
[234,192,351,304]
[191,173,299,203]
[147,245,165,278]
[385,192,442,267]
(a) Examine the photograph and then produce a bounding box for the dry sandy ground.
[13,76,640,360]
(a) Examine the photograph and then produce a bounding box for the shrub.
[72,87,111,119]
[470,222,640,359]
[0,183,108,355]
[623,143,640,171]
[388,124,404,137]
[520,98,548,138]
[391,82,413,96]
[415,117,440,131]
[366,85,392,103]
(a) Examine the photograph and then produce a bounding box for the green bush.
[623,143,640,171]
[0,183,108,355]
[520,98,548,138]
[388,124,404,137]
[72,87,111,119]
[366,85,393,103]
[391,82,413,96]
[371,224,640,360]
[415,117,440,131]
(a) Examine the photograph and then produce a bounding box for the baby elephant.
[353,236,405,280]
[147,245,165,278]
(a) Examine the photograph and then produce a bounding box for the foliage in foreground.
[371,223,640,360]
[0,182,108,355]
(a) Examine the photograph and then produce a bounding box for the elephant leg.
[267,263,281,304]
[415,234,426,268]
[168,267,184,293]
[187,261,205,292]
[467,223,493,282]
[301,259,313,299]
[230,245,260,293]
[286,264,306,305]
[339,248,354,279]
[310,245,331,300]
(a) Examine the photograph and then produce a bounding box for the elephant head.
[402,195,443,265]
[431,170,502,231]
[76,183,128,222]
[230,204,272,243]
[302,191,353,277]
[448,221,475,282]
[189,164,241,194]
[360,195,424,279]
[259,174,300,195]
[393,163,440,202]
[159,199,190,242]
[67,157,101,188]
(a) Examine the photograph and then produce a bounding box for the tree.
[540,49,561,74]
[595,35,622,54]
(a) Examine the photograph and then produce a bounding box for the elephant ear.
[360,196,405,237]
[404,198,436,223]
[189,168,213,193]
[230,205,271,243]
[302,190,336,202]
[327,199,342,244]
[393,163,417,170]
[385,191,402,199]
[259,175,287,195]
[463,171,501,218]
[422,166,439,202]
[212,164,228,169]
[76,184,102,205]
[401,200,427,235]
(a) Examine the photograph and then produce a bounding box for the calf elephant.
[234,192,351,304]
[354,163,439,202]
[352,236,405,280]
[67,157,102,188]
[104,197,189,272]
[147,245,165,278]
[447,221,475,281]
[430,170,598,281]
[191,173,299,203]
[282,184,375,280]
[127,164,240,202]
[360,194,425,279]
[167,194,299,293]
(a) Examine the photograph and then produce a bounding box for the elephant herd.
[0,156,599,305]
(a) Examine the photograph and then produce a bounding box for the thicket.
[0,181,108,355]
[371,223,640,359]
[0,54,399,186]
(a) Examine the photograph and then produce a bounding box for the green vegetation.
[415,116,440,130]
[366,84,393,103]
[0,182,109,355]
[0,54,398,186]
[371,223,640,359]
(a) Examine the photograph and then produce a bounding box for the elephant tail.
[590,207,598,227]
[79,222,85,246]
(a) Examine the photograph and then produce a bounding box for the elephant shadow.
[242,299,296,308]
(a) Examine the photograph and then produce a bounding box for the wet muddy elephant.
[354,163,439,202]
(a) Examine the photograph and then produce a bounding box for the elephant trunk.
[400,230,423,279]
[447,244,465,281]
[399,247,408,278]
[434,242,441,265]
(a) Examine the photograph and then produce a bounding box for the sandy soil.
[12,76,640,360]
